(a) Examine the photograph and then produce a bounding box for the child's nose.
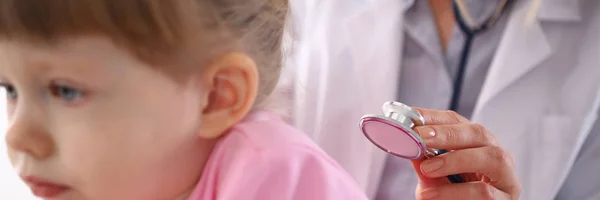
[5,117,55,160]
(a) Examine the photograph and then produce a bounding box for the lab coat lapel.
[474,0,582,113]
[472,0,584,199]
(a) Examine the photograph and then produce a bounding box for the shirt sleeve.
[216,145,369,200]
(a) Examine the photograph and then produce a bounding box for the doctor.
[285,0,600,199]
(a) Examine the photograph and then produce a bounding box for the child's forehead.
[1,36,133,62]
[2,36,122,54]
[0,36,139,75]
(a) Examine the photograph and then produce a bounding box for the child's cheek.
[55,104,203,199]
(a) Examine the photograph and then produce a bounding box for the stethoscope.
[359,0,515,184]
[360,102,467,183]
[449,0,514,110]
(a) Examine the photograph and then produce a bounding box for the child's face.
[1,36,214,200]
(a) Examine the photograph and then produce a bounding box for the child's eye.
[0,83,18,100]
[50,84,85,102]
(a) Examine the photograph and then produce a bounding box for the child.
[0,0,368,199]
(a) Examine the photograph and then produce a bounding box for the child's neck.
[175,190,193,200]
[174,138,218,200]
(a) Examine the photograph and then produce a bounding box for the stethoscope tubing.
[435,0,514,183]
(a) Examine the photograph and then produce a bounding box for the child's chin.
[31,188,71,200]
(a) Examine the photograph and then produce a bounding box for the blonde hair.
[0,0,289,105]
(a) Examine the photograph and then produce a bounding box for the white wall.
[0,93,38,199]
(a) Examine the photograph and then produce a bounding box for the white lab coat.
[284,0,600,199]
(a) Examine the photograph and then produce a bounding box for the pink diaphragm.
[359,101,429,160]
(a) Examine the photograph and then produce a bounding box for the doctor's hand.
[410,108,521,200]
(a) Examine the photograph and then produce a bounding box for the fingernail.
[420,188,439,199]
[421,159,444,174]
[416,126,436,139]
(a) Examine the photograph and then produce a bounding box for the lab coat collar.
[353,0,581,21]
[473,0,582,115]
[538,0,582,21]
[344,0,582,114]
[353,0,581,20]
[472,2,583,197]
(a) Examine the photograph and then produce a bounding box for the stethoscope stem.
[448,34,475,111]
[442,1,487,184]
[448,1,481,112]
[443,0,513,183]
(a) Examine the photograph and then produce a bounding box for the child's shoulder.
[218,110,339,167]
[226,110,319,151]
[190,110,367,200]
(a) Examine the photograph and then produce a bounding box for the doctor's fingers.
[414,123,498,150]
[413,107,470,125]
[417,182,512,200]
[419,146,521,199]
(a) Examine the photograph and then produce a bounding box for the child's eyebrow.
[0,39,105,74]
[9,44,121,87]
[21,56,123,92]
[27,38,126,73]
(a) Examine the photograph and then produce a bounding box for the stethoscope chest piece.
[359,101,466,183]
[359,101,435,160]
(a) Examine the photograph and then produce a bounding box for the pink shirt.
[187,111,368,200]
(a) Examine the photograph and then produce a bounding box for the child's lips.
[22,176,70,198]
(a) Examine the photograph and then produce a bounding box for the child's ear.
[197,52,258,139]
